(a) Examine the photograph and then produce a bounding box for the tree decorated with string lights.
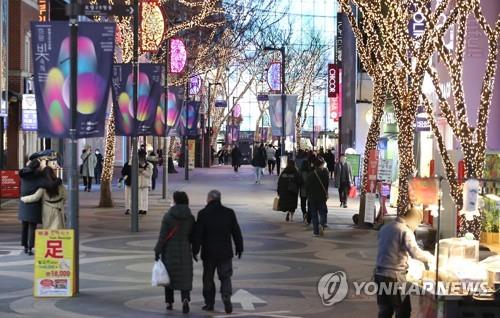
[340,0,468,216]
[95,0,225,207]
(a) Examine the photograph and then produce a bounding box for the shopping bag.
[272,196,280,211]
[348,186,358,198]
[151,260,170,286]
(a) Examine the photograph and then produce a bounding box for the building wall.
[7,0,38,169]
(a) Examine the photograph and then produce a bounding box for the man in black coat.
[305,158,329,237]
[192,190,243,314]
[19,150,60,255]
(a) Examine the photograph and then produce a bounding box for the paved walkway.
[0,165,378,318]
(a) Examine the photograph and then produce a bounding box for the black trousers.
[338,182,350,205]
[164,287,190,304]
[300,196,311,224]
[267,160,275,174]
[151,177,156,190]
[276,159,281,173]
[375,275,411,318]
[21,221,37,249]
[83,177,93,191]
[203,259,233,306]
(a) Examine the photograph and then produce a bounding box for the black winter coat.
[154,205,195,291]
[18,167,55,224]
[193,201,243,262]
[252,147,267,168]
[305,167,330,204]
[121,162,132,186]
[231,148,242,167]
[277,170,302,212]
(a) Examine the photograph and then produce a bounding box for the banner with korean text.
[31,22,115,138]
[268,94,298,137]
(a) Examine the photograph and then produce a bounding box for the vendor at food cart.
[375,206,435,318]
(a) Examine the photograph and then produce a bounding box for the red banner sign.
[328,64,339,97]
[365,149,379,193]
[1,170,21,199]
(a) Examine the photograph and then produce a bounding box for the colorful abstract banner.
[268,94,298,137]
[226,125,240,145]
[31,22,116,138]
[153,85,185,137]
[177,100,200,137]
[111,63,163,136]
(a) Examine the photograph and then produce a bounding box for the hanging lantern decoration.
[139,0,165,53]
[170,38,187,74]
[267,61,281,92]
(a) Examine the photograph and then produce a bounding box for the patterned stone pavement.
[0,165,378,317]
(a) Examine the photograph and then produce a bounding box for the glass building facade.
[226,0,339,133]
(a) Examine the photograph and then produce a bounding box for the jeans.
[255,167,263,182]
[21,221,37,249]
[164,287,190,304]
[309,201,328,235]
[202,259,233,306]
[375,275,411,318]
[339,182,350,205]
[300,196,311,224]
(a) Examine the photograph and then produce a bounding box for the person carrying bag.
[154,191,195,314]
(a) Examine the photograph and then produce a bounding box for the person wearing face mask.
[375,206,435,318]
[94,149,104,185]
[334,154,353,208]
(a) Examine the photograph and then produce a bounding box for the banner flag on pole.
[177,100,200,137]
[268,94,298,137]
[111,63,163,136]
[166,86,185,136]
[31,21,116,138]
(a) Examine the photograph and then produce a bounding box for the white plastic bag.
[151,260,170,286]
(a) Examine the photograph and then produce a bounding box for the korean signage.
[31,22,116,138]
[188,139,195,170]
[336,13,343,65]
[377,159,393,182]
[38,0,50,22]
[409,4,427,38]
[22,94,38,131]
[0,170,20,199]
[34,230,75,297]
[329,67,342,122]
[328,64,339,97]
[346,154,361,178]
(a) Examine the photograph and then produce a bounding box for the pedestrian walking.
[18,150,59,255]
[21,166,66,230]
[251,143,267,183]
[154,191,195,314]
[231,145,242,172]
[266,144,276,175]
[121,160,132,215]
[217,148,225,165]
[81,145,97,192]
[139,150,153,215]
[299,160,311,224]
[306,158,329,236]
[275,146,282,173]
[148,150,159,191]
[94,149,104,185]
[277,160,302,222]
[193,190,243,314]
[325,149,336,180]
[375,206,435,318]
[335,154,353,208]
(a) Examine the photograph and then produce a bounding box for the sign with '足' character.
[34,230,75,297]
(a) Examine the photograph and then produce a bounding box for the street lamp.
[207,82,221,166]
[263,46,285,158]
[310,104,316,151]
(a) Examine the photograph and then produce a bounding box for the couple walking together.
[154,190,244,314]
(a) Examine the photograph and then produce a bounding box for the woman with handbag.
[154,191,195,314]
[306,158,330,236]
[277,160,302,222]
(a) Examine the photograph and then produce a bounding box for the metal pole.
[68,0,80,293]
[162,40,169,200]
[280,47,286,158]
[131,0,139,232]
[207,84,211,167]
[435,176,443,299]
[312,104,315,151]
[185,83,189,180]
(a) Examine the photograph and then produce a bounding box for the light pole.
[207,82,221,166]
[263,46,285,158]
[311,104,315,151]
